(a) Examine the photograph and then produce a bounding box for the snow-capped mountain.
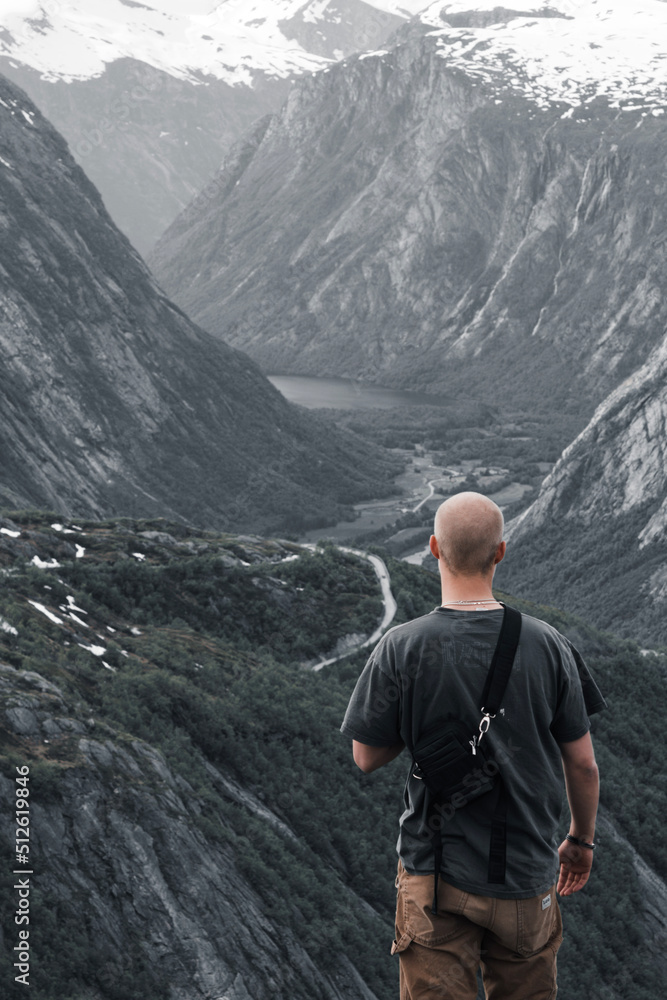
[4,1,663,97]
[0,0,426,82]
[418,0,667,113]
[0,0,424,251]
[149,0,667,408]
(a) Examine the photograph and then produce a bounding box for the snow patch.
[1,618,18,636]
[68,613,89,628]
[1,527,20,538]
[28,601,63,625]
[51,522,78,534]
[78,642,106,657]
[66,596,87,613]
[31,556,61,569]
[359,49,388,60]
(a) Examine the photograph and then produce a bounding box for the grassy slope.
[0,512,664,999]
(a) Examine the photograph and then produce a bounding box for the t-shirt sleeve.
[550,636,598,743]
[565,638,607,716]
[340,636,402,747]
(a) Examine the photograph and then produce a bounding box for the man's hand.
[557,838,594,896]
[558,732,598,897]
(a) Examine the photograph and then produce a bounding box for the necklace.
[441,598,499,606]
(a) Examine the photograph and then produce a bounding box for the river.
[267,374,448,410]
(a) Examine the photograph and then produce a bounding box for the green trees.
[0,514,665,1000]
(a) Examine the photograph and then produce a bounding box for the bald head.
[433,492,504,577]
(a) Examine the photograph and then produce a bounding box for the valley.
[268,374,559,563]
[301,446,537,555]
[3,2,667,997]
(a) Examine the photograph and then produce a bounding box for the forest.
[0,511,665,999]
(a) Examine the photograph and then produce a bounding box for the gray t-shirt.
[341,607,605,899]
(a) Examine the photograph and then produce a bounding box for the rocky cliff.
[499,336,667,644]
[0,663,382,1000]
[0,73,396,533]
[149,5,667,420]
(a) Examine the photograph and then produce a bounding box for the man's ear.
[429,534,440,560]
[494,540,507,566]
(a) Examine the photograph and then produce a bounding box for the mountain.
[0,669,382,1000]
[0,72,397,533]
[149,0,667,421]
[0,1,425,252]
[498,336,667,646]
[0,514,666,999]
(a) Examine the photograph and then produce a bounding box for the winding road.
[311,546,398,671]
[411,475,455,513]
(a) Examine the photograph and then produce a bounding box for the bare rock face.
[499,340,667,643]
[509,343,667,538]
[0,73,393,533]
[0,662,382,1000]
[149,22,667,419]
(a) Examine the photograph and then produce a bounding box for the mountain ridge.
[149,18,667,419]
[0,0,422,250]
[0,70,397,533]
[0,0,422,83]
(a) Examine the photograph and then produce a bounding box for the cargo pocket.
[394,861,466,948]
[516,887,559,958]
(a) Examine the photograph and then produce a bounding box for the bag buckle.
[477,710,495,746]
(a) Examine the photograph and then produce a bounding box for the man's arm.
[557,731,599,896]
[352,739,405,774]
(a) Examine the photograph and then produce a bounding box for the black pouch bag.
[412,717,497,805]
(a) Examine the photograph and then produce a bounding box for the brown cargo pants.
[391,861,562,999]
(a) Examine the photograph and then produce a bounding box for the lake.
[267,374,448,410]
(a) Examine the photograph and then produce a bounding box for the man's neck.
[439,574,501,611]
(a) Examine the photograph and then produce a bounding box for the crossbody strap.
[430,604,522,910]
[481,603,521,886]
[480,603,522,715]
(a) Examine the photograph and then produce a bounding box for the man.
[341,492,604,999]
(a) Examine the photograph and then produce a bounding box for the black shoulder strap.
[480,604,522,715]
[483,603,522,887]
[429,604,522,911]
